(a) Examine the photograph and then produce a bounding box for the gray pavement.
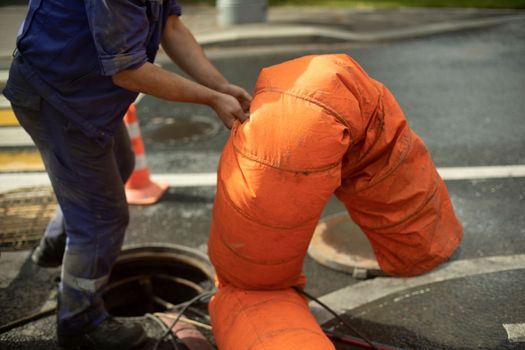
[1,3,525,350]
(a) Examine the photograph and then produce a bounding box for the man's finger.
[234,108,247,122]
[241,90,252,102]
[241,99,251,113]
[223,115,234,129]
[238,91,252,112]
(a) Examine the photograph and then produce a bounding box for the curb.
[0,13,524,65]
[311,254,525,325]
[195,13,525,46]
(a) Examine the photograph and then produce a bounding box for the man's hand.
[210,92,248,129]
[161,16,252,126]
[218,84,252,113]
[112,63,249,129]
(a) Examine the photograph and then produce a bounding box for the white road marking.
[0,94,11,109]
[503,324,525,343]
[153,173,217,187]
[438,165,525,180]
[0,126,33,147]
[311,254,525,324]
[2,165,525,193]
[0,69,8,85]
[0,172,218,192]
[0,70,10,108]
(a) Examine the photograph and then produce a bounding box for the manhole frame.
[103,243,215,318]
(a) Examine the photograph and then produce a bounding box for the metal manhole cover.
[0,186,57,251]
[308,212,385,279]
[145,115,221,145]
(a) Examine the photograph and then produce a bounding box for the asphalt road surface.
[1,14,524,350]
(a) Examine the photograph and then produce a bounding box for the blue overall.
[3,0,181,334]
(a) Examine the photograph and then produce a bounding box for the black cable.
[323,328,405,350]
[145,313,180,350]
[152,290,215,350]
[186,306,211,322]
[0,306,56,334]
[292,286,380,350]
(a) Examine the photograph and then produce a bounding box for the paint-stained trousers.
[6,62,134,334]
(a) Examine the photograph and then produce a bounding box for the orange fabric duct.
[209,286,335,350]
[208,54,462,349]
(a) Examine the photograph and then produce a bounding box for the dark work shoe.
[31,233,66,268]
[58,317,146,350]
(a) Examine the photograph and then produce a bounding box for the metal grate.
[0,186,57,251]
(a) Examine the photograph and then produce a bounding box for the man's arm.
[160,16,252,112]
[112,62,244,128]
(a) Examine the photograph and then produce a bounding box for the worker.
[207,54,463,349]
[2,1,251,349]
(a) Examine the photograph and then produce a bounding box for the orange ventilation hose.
[208,54,463,349]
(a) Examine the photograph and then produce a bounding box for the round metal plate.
[144,115,221,145]
[308,212,384,279]
[0,186,57,251]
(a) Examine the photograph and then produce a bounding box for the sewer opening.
[145,115,221,145]
[103,244,214,318]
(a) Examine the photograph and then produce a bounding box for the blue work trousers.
[7,63,135,334]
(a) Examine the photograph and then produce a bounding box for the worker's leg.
[4,63,68,268]
[4,54,143,348]
[55,120,131,334]
[31,206,66,267]
[31,121,134,267]
[13,99,131,334]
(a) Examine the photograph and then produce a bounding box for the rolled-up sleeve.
[168,0,182,17]
[84,0,149,76]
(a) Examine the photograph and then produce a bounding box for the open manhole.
[144,115,221,145]
[0,186,57,251]
[308,212,386,279]
[103,243,215,317]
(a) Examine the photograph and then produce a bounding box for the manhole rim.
[116,242,215,281]
[104,243,215,317]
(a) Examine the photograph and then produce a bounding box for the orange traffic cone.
[124,104,168,205]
